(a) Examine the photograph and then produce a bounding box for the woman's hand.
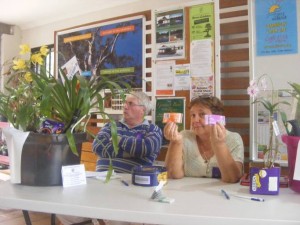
[163,122,182,142]
[210,122,226,148]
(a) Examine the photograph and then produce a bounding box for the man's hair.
[130,91,152,115]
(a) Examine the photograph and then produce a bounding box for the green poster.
[189,3,214,41]
[155,98,185,145]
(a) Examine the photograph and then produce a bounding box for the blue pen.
[121,180,129,186]
[221,189,230,200]
[232,194,265,202]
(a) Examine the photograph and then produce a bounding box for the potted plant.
[247,74,290,195]
[282,82,300,193]
[0,44,128,185]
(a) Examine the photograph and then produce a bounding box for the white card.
[61,164,86,187]
[293,140,300,181]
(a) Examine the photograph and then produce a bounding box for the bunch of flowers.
[247,74,290,168]
[0,44,130,158]
[0,44,49,132]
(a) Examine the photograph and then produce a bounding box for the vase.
[249,166,280,195]
[282,135,300,193]
[3,127,87,186]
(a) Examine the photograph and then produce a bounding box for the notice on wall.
[189,3,214,41]
[255,0,298,56]
[155,60,175,96]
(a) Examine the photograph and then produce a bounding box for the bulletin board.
[153,2,217,99]
[249,0,300,164]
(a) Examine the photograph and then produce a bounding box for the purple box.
[249,167,280,195]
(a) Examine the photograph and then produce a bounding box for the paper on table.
[293,140,300,180]
[85,170,121,180]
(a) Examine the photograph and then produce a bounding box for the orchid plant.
[247,74,290,168]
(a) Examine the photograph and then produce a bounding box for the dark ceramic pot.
[21,132,87,186]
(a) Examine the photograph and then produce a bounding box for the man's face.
[123,95,145,123]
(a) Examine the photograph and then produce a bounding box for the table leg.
[22,210,32,225]
[51,213,56,225]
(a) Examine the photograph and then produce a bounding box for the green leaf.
[66,130,78,156]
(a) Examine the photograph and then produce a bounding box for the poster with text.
[190,76,213,100]
[155,8,185,60]
[255,0,298,56]
[56,16,144,88]
[189,3,214,41]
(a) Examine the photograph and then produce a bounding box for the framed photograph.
[55,16,145,89]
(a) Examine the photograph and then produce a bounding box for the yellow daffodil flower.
[40,45,49,56]
[31,53,44,65]
[24,72,33,82]
[19,44,30,55]
[12,58,27,70]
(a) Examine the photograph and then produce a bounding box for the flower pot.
[249,166,280,195]
[282,135,300,193]
[21,132,87,186]
[3,127,87,186]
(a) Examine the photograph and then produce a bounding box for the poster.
[155,60,175,96]
[56,16,144,88]
[189,3,214,41]
[255,0,298,56]
[155,8,185,60]
[155,98,185,145]
[174,64,190,90]
[190,76,213,100]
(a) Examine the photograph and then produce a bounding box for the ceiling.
[0,0,140,30]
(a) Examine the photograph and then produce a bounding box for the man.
[93,91,163,173]
[58,91,163,225]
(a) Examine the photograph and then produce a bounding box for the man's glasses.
[124,101,144,107]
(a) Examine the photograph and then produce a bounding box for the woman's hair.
[189,96,224,115]
[129,91,152,115]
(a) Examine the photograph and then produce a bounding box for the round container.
[132,165,167,187]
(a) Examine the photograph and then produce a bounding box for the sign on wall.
[255,0,298,56]
[55,16,145,88]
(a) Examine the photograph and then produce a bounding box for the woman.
[164,96,244,183]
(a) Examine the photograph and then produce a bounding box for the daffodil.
[40,45,49,56]
[12,58,27,70]
[24,72,33,82]
[31,53,44,65]
[19,44,30,55]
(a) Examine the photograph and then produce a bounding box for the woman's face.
[190,103,212,135]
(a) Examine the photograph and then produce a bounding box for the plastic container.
[282,135,300,193]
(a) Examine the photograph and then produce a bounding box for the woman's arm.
[210,124,243,183]
[164,122,185,179]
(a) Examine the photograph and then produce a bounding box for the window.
[31,44,54,77]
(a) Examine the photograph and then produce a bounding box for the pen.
[221,189,230,200]
[121,180,129,186]
[232,194,265,202]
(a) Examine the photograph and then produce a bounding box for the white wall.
[0,26,22,91]
[21,0,202,48]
